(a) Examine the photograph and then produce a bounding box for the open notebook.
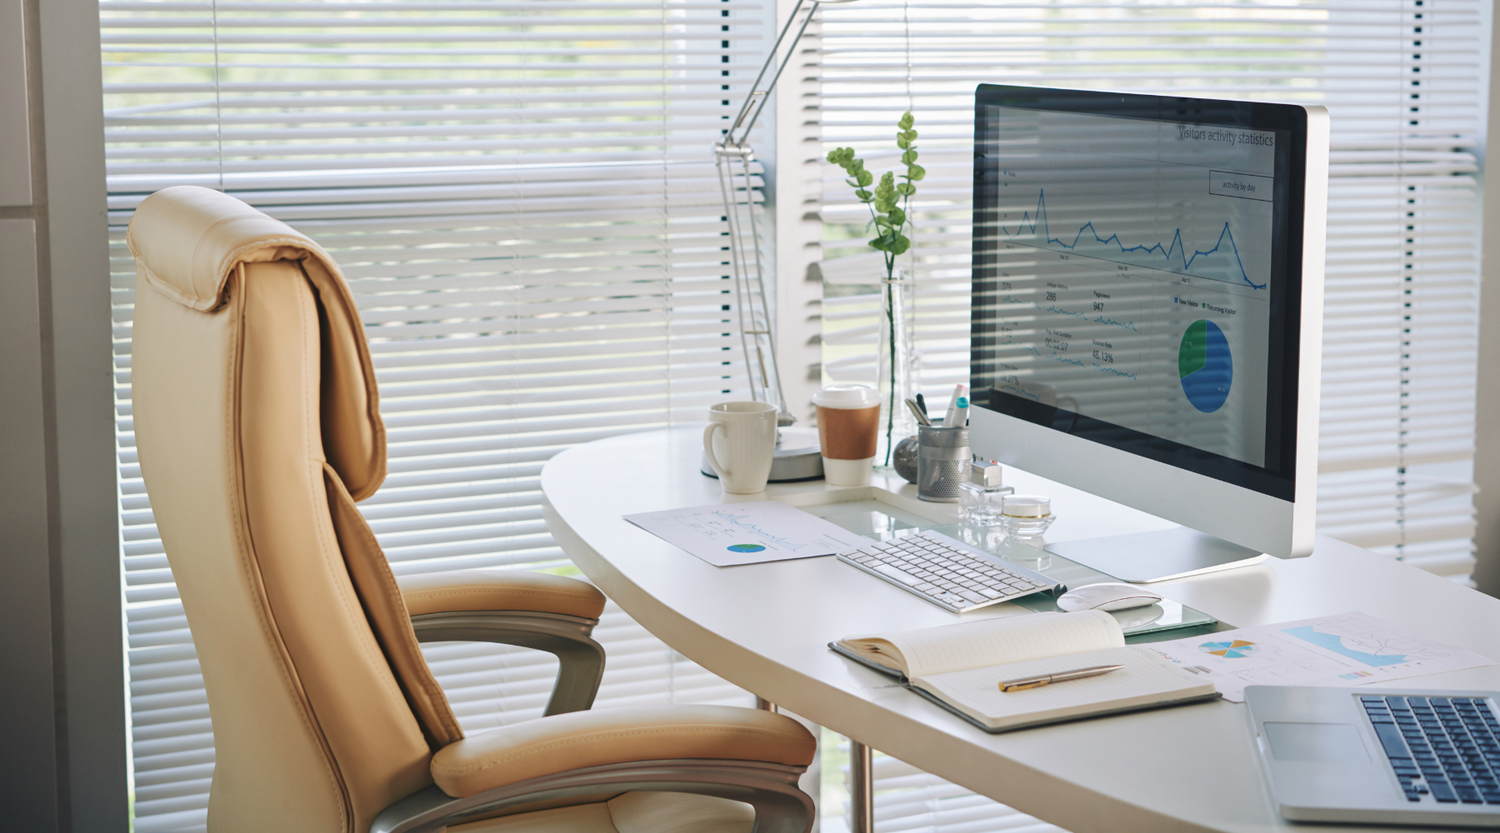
[832,610,1219,732]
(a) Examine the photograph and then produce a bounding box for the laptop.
[1245,685,1500,827]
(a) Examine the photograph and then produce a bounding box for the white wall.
[0,0,124,828]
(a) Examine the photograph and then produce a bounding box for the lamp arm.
[714,0,854,425]
[725,0,819,147]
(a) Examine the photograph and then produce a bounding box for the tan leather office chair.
[128,186,817,833]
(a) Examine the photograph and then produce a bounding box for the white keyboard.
[836,530,1061,613]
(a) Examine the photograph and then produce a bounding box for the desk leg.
[850,739,873,833]
[755,699,866,830]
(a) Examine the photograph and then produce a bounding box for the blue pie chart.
[1178,319,1232,413]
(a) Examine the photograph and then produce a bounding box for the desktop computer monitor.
[968,84,1328,582]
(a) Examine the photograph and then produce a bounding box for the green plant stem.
[863,199,895,278]
[873,187,913,466]
[828,113,922,465]
[884,277,897,466]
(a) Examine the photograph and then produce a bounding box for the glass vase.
[876,267,917,468]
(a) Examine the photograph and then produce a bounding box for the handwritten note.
[624,500,872,567]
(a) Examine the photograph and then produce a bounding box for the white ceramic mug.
[703,401,777,494]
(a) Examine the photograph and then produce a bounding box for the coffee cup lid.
[813,384,881,409]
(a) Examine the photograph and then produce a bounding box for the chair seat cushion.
[449,792,754,833]
[399,570,606,620]
[431,705,817,798]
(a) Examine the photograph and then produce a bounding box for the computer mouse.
[1055,582,1163,613]
[1110,604,1165,630]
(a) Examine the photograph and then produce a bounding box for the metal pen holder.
[917,424,970,502]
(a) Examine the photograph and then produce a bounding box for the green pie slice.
[1179,319,1208,379]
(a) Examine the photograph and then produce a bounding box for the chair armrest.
[372,760,812,833]
[399,570,606,619]
[399,571,607,715]
[372,706,817,833]
[430,705,816,795]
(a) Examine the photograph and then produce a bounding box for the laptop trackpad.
[1264,722,1371,764]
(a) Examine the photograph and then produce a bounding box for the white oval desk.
[541,428,1500,833]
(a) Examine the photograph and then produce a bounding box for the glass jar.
[998,494,1055,539]
[959,480,1015,526]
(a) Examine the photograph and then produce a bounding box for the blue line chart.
[1044,303,1140,333]
[1011,342,1140,382]
[999,294,1141,334]
[999,189,1266,290]
[1000,382,1041,402]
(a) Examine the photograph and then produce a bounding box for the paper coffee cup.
[813,384,881,487]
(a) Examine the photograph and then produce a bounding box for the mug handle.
[703,421,731,480]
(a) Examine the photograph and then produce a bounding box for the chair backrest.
[130,186,463,832]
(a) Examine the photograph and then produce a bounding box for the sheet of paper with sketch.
[624,500,872,567]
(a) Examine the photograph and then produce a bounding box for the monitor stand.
[1044,526,1268,584]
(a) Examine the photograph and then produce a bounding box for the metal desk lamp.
[710,0,861,482]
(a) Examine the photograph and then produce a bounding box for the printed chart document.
[1146,611,1495,702]
[832,610,1219,732]
[624,500,871,567]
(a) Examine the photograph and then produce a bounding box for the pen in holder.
[917,423,970,502]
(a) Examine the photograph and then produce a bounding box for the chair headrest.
[127,185,386,499]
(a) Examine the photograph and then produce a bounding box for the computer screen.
[969,85,1327,578]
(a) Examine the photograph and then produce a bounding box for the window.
[815,0,1482,577]
[102,1,771,828]
[103,1,1485,829]
[809,0,1483,828]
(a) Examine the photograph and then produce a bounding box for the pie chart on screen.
[1179,319,1232,413]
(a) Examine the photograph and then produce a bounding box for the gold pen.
[999,664,1124,692]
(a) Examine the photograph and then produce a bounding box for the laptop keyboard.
[1360,694,1500,805]
[836,530,1059,613]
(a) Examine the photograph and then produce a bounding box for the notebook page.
[916,645,1213,727]
[853,610,1124,678]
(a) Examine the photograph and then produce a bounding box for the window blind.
[816,0,1482,577]
[102,2,772,829]
[810,0,1483,829]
